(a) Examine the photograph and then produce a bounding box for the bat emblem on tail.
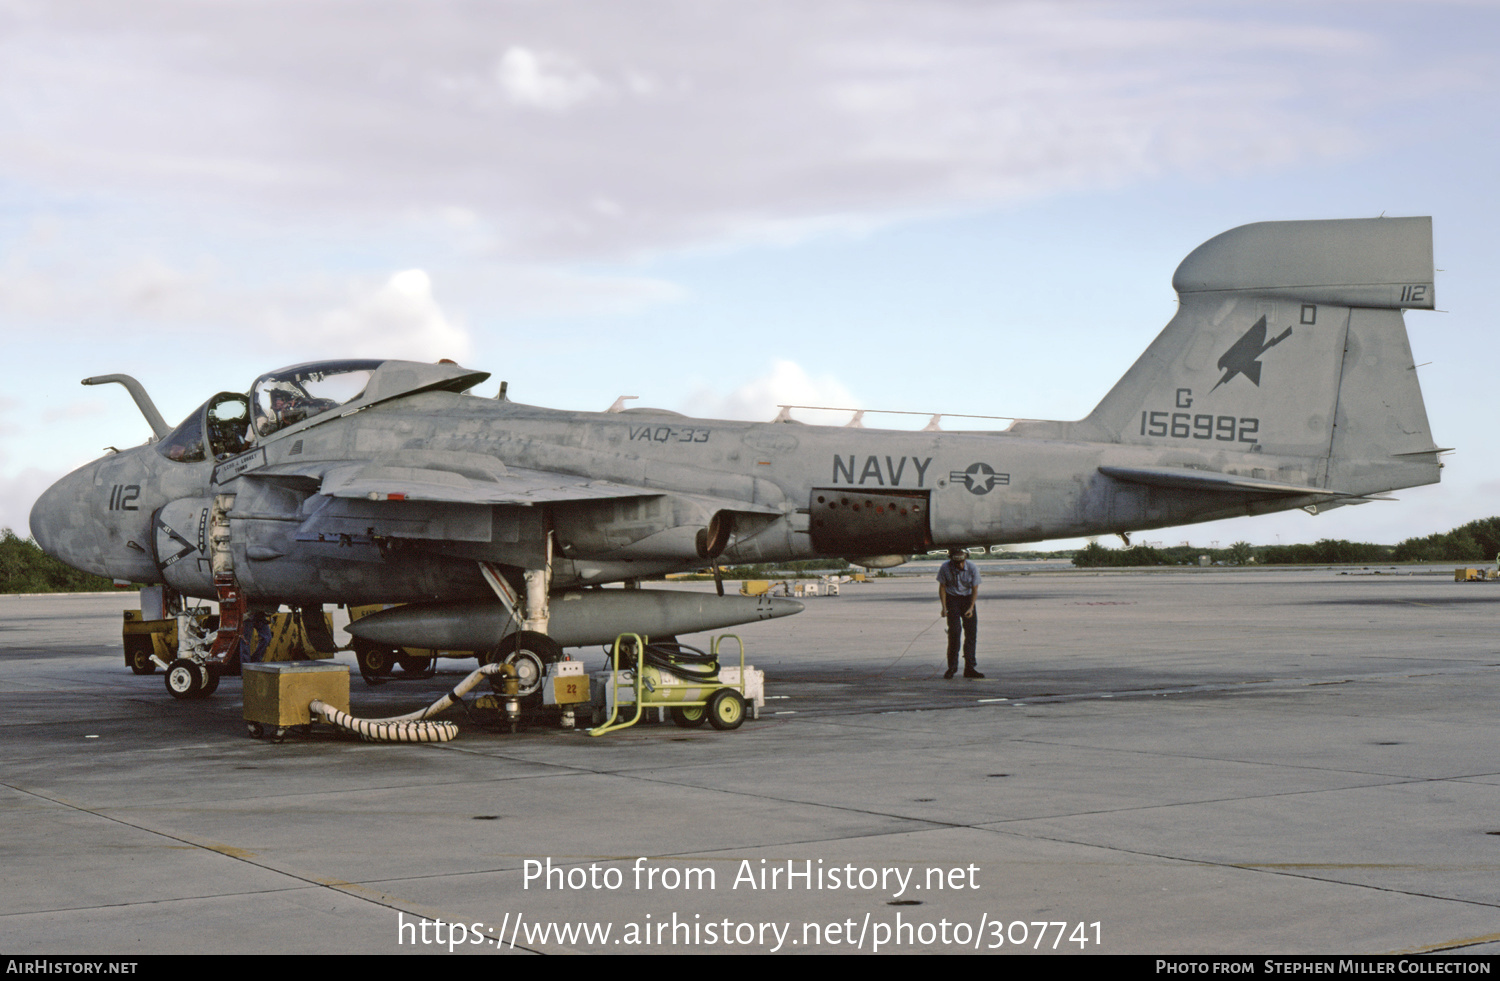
[1212,316,1293,391]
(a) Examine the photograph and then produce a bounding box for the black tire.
[165,659,205,700]
[671,704,707,728]
[128,646,157,675]
[200,664,220,697]
[495,631,563,704]
[398,655,436,677]
[246,722,264,739]
[354,641,398,682]
[706,689,746,731]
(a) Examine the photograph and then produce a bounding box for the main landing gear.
[481,631,563,708]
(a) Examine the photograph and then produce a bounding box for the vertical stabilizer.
[1325,307,1442,494]
[1050,218,1436,492]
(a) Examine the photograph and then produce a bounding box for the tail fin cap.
[1172,217,1434,310]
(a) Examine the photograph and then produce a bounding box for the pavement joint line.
[1002,738,1500,786]
[549,728,1500,822]
[325,819,1500,917]
[0,885,332,920]
[546,663,1500,721]
[0,892,547,955]
[1392,931,1500,954]
[0,779,483,927]
[0,784,555,954]
[619,763,1432,826]
[963,825,1500,913]
[625,759,1490,845]
[573,769,972,831]
[79,770,595,810]
[967,778,1462,822]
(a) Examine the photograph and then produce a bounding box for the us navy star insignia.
[949,462,1009,495]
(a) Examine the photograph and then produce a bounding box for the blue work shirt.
[937,559,981,596]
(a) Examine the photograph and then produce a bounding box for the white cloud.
[1,2,1466,260]
[272,269,472,363]
[0,208,684,349]
[496,47,609,111]
[682,360,859,425]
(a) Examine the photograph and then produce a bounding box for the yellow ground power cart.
[589,634,764,736]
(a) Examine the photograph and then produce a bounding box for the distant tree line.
[1072,538,1397,567]
[1391,516,1500,563]
[0,529,115,593]
[1071,516,1500,568]
[1072,542,1191,567]
[1258,540,1394,564]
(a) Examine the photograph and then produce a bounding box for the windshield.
[156,393,254,463]
[207,394,251,457]
[157,410,206,463]
[252,360,383,437]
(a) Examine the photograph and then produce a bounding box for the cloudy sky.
[3,0,1498,550]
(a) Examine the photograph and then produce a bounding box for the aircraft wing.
[318,462,659,505]
[241,459,780,548]
[1098,465,1365,498]
[246,460,658,505]
[239,460,665,545]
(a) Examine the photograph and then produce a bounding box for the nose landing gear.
[164,658,220,699]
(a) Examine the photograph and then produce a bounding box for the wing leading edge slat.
[245,461,661,505]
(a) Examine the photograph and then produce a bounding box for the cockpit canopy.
[252,360,383,438]
[157,393,251,463]
[157,359,492,463]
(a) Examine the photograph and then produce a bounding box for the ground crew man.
[937,547,984,679]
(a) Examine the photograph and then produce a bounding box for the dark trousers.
[239,616,272,664]
[945,595,977,668]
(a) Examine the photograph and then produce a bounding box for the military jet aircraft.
[30,217,1444,699]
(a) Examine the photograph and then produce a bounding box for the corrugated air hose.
[308,702,459,743]
[309,662,505,743]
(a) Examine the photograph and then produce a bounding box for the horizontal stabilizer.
[1099,465,1358,498]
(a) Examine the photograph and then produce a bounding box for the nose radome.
[28,452,164,585]
[29,460,123,576]
[28,470,74,559]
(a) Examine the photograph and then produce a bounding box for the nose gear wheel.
[165,659,218,699]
